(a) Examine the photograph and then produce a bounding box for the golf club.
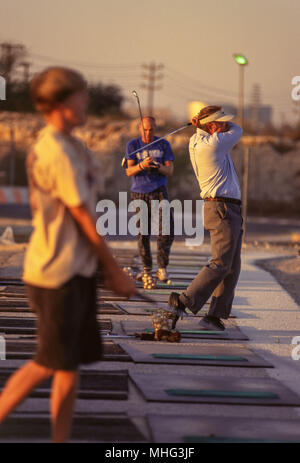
[122,90,151,169]
[132,90,147,143]
[125,122,192,158]
[134,289,164,307]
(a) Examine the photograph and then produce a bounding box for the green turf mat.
[152,353,247,361]
[183,436,292,443]
[166,389,279,399]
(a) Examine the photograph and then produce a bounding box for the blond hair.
[30,67,87,114]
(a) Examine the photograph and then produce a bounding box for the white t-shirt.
[23,124,101,288]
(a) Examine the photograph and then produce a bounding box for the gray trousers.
[179,200,243,319]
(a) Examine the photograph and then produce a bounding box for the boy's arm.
[68,204,136,297]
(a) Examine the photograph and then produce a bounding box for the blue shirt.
[126,136,174,193]
[189,122,242,200]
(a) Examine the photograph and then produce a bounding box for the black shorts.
[26,274,102,371]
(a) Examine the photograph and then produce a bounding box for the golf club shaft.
[134,290,166,310]
[132,90,147,153]
[126,123,192,158]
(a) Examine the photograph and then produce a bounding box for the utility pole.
[250,83,261,133]
[242,145,250,244]
[0,42,27,85]
[19,61,31,83]
[141,62,164,116]
[9,125,15,186]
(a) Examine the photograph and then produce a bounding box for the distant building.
[245,105,273,126]
[222,103,273,126]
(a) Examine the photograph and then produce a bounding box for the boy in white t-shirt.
[0,67,135,442]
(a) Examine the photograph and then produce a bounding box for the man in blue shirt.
[125,116,174,281]
[168,105,243,331]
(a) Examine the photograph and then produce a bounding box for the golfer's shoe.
[136,268,152,282]
[156,268,168,282]
[198,316,225,331]
[168,292,187,329]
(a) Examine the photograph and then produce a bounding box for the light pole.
[233,53,249,243]
[233,53,248,128]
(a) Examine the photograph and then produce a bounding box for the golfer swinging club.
[168,105,243,331]
[125,116,175,282]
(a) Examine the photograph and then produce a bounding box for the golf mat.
[0,278,24,286]
[136,281,189,290]
[167,268,200,275]
[115,301,230,317]
[0,299,28,308]
[97,303,125,315]
[0,368,128,400]
[130,373,300,406]
[99,293,172,303]
[168,261,203,268]
[0,306,30,313]
[0,285,26,295]
[147,415,300,443]
[0,317,112,335]
[120,343,272,368]
[115,302,167,315]
[121,320,248,341]
[5,339,131,362]
[0,413,147,442]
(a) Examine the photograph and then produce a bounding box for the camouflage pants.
[131,186,174,270]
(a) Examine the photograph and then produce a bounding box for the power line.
[29,52,140,69]
[166,65,289,101]
[141,62,164,116]
[164,73,236,103]
[166,65,239,98]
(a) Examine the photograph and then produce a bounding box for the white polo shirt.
[23,124,101,288]
[189,122,242,200]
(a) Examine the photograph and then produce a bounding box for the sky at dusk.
[1,0,299,125]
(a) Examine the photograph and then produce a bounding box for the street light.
[233,53,249,244]
[233,53,248,128]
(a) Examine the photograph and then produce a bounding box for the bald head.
[139,116,156,143]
